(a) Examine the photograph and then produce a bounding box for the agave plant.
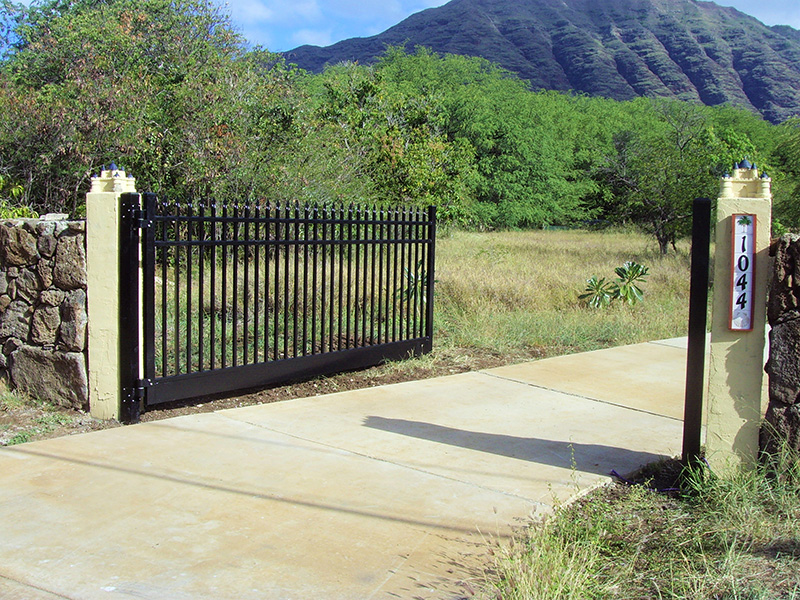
[579,261,649,308]
[579,276,616,309]
[613,261,649,305]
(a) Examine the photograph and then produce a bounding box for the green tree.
[297,56,478,223]
[595,100,760,253]
[772,118,800,229]
[0,0,301,214]
[374,47,596,228]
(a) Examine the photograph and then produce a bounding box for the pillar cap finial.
[90,162,137,194]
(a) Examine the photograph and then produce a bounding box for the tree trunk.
[656,232,670,255]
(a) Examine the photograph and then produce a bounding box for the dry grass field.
[434,228,692,357]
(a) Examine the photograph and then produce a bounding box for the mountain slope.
[284,0,800,123]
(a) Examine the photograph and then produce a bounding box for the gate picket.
[120,195,435,417]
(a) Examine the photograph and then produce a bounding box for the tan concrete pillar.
[86,164,137,420]
[706,161,771,473]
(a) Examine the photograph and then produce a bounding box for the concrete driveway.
[0,339,687,599]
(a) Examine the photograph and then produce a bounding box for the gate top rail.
[152,200,433,223]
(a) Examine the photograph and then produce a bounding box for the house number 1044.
[730,214,756,331]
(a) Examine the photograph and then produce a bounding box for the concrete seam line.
[475,371,683,423]
[0,572,75,600]
[647,340,688,348]
[214,412,551,507]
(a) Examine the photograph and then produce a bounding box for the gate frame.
[119,192,148,423]
[119,193,436,422]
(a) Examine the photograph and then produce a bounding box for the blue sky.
[226,0,447,51]
[225,0,800,52]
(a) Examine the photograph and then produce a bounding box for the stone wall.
[764,233,800,453]
[0,215,88,409]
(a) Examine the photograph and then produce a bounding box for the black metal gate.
[120,193,436,422]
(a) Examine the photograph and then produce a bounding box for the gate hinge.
[133,209,152,229]
[134,378,152,400]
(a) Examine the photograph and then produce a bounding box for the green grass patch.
[6,431,32,446]
[1,412,75,446]
[0,388,29,411]
[0,384,75,446]
[484,448,800,600]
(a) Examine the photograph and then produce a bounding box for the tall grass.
[483,443,800,600]
[434,229,692,357]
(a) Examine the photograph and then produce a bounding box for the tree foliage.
[591,99,768,253]
[0,13,792,249]
[772,118,800,228]
[0,0,300,213]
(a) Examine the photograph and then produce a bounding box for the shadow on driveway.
[363,416,663,476]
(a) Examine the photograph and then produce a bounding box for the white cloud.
[227,0,322,25]
[222,0,328,48]
[291,28,334,47]
[323,0,404,23]
[285,0,325,22]
[227,0,273,22]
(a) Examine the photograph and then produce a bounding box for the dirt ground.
[0,347,545,446]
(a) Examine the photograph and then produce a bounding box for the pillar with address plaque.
[706,160,771,473]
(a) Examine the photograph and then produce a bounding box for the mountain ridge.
[284,0,800,123]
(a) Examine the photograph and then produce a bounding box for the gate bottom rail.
[139,338,431,407]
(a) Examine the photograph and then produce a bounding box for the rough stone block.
[15,268,40,304]
[10,346,88,409]
[35,221,56,236]
[0,224,39,267]
[3,337,22,355]
[31,305,61,345]
[40,289,66,306]
[37,233,58,258]
[766,319,800,407]
[37,260,54,289]
[41,214,68,222]
[765,235,800,456]
[53,233,87,290]
[763,401,800,456]
[768,234,800,325]
[59,289,87,352]
[0,300,31,340]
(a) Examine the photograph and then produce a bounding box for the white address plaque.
[730,214,756,331]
